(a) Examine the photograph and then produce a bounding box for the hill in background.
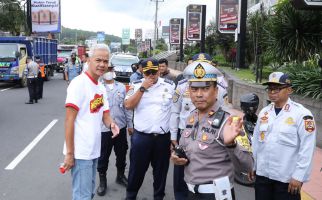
[58,26,121,45]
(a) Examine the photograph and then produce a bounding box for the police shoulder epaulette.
[164,78,174,85]
[132,80,142,84]
[178,79,187,85]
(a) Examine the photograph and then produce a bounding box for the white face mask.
[103,71,116,80]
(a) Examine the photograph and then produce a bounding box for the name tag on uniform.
[213,176,232,200]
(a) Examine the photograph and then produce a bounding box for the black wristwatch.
[139,86,146,92]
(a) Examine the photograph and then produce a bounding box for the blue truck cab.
[0,36,57,87]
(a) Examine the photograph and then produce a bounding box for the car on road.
[110,54,139,82]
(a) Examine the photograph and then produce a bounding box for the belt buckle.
[153,133,158,137]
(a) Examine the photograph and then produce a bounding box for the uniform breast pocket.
[278,126,298,147]
[162,93,173,110]
[197,133,216,150]
[117,95,125,107]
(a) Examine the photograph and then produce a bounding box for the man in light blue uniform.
[65,55,81,84]
[250,72,316,200]
[96,65,133,196]
[129,60,143,83]
[124,58,175,200]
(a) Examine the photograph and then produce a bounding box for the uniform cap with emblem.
[192,53,212,63]
[141,58,159,72]
[183,61,220,87]
[263,72,292,86]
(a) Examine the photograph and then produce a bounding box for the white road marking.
[5,119,59,170]
[0,87,14,92]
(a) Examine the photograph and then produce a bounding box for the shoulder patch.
[178,79,188,85]
[164,78,174,85]
[133,80,142,84]
[173,89,180,103]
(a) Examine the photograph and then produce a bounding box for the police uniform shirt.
[25,61,39,78]
[252,98,316,183]
[101,81,133,132]
[169,77,228,141]
[65,63,81,81]
[125,77,175,134]
[179,104,254,185]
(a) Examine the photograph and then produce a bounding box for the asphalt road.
[0,73,255,200]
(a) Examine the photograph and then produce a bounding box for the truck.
[0,36,58,87]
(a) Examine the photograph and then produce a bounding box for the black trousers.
[27,78,37,102]
[37,77,44,99]
[126,130,171,200]
[187,188,235,200]
[255,175,301,200]
[97,127,128,173]
[173,129,188,200]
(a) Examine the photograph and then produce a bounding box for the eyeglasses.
[144,70,158,76]
[265,85,289,93]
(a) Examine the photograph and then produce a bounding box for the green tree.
[0,0,25,35]
[264,0,322,62]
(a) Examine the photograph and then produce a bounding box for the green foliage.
[284,60,322,99]
[60,26,121,45]
[155,38,168,51]
[264,0,322,62]
[0,0,25,35]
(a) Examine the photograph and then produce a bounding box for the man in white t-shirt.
[63,44,120,200]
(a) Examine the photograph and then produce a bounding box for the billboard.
[122,28,130,45]
[162,26,170,37]
[169,19,182,45]
[97,32,105,43]
[217,0,239,34]
[135,29,143,42]
[186,5,202,41]
[31,0,61,33]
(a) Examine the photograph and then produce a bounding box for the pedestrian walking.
[24,56,39,104]
[36,56,45,99]
[124,58,175,200]
[171,61,253,200]
[96,65,133,196]
[249,72,316,200]
[62,44,120,200]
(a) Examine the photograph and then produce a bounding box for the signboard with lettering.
[169,18,182,45]
[217,0,239,34]
[186,5,202,41]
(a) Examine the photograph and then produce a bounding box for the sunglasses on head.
[144,70,158,76]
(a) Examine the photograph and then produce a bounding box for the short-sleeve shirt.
[63,72,110,160]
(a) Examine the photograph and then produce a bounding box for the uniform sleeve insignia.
[164,78,174,85]
[285,117,295,125]
[173,89,180,103]
[304,119,315,133]
[178,79,187,85]
[260,116,268,124]
[126,86,135,97]
[133,80,142,84]
[193,64,206,79]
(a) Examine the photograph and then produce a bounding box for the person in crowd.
[249,72,316,200]
[65,54,81,84]
[124,58,175,200]
[96,65,133,196]
[24,56,39,104]
[63,44,120,200]
[158,58,176,82]
[171,60,253,200]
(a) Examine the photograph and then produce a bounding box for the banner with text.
[217,0,238,34]
[122,28,130,45]
[31,0,61,33]
[186,5,202,41]
[169,19,181,45]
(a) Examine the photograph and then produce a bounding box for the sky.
[61,0,217,38]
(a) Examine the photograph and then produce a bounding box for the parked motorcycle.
[234,93,259,186]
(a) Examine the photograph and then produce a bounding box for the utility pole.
[151,0,164,52]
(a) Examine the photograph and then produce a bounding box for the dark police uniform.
[125,59,175,200]
[177,61,253,200]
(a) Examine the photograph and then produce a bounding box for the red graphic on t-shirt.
[90,94,104,113]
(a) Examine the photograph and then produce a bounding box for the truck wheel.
[20,75,27,87]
